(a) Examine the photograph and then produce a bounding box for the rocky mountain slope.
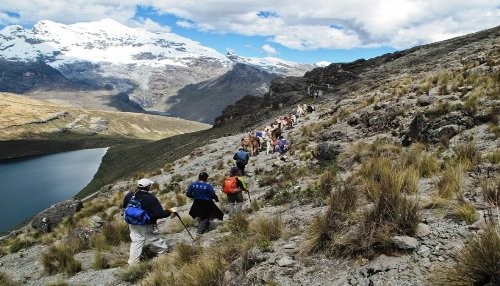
[0,26,499,286]
[0,19,315,123]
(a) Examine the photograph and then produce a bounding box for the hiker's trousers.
[128,224,169,265]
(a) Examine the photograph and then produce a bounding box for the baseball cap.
[137,178,154,188]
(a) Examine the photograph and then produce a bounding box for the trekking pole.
[174,213,195,242]
[247,190,252,204]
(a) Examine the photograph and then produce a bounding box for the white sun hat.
[137,178,154,188]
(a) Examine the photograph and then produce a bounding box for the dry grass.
[225,213,250,235]
[454,203,479,225]
[437,164,463,199]
[318,165,337,197]
[40,242,82,276]
[453,143,480,170]
[301,184,358,255]
[483,149,500,164]
[119,261,152,283]
[90,220,130,250]
[0,272,20,286]
[167,215,195,234]
[431,224,500,285]
[482,177,500,206]
[250,215,283,242]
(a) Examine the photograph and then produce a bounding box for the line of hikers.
[122,160,250,265]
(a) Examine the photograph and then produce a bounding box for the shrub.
[431,224,500,285]
[437,164,463,199]
[0,272,20,286]
[40,243,82,276]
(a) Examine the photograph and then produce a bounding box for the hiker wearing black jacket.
[122,178,177,265]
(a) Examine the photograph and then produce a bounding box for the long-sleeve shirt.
[122,190,171,224]
[186,181,219,201]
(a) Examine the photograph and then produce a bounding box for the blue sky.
[1,1,499,64]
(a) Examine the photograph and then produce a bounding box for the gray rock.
[417,245,431,258]
[278,256,294,267]
[31,199,82,233]
[311,142,343,161]
[392,236,419,250]
[417,96,435,106]
[416,223,431,238]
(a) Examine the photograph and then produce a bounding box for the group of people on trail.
[122,150,251,265]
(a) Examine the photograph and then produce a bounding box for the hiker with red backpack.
[222,167,249,215]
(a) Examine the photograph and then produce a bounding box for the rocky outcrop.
[31,199,82,233]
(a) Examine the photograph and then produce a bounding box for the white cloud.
[262,44,277,54]
[130,18,171,32]
[1,0,499,51]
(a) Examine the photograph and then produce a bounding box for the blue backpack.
[124,194,151,225]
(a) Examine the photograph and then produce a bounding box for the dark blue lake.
[0,148,107,233]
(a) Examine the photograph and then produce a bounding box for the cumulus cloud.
[1,0,499,51]
[262,44,277,55]
[130,17,171,32]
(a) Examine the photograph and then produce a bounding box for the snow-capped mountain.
[0,19,315,123]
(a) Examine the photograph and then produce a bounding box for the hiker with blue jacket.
[186,172,224,234]
[122,178,177,265]
[233,147,250,175]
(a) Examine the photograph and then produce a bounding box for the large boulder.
[311,142,343,161]
[31,199,83,233]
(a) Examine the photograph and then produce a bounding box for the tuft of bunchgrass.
[453,143,481,169]
[301,184,358,255]
[483,149,500,164]
[250,215,283,242]
[482,177,500,206]
[431,224,500,285]
[0,272,20,286]
[318,165,337,197]
[40,243,82,276]
[225,212,250,235]
[91,251,110,270]
[454,203,479,224]
[119,261,152,283]
[437,164,463,199]
[173,242,202,266]
[90,220,130,250]
[7,236,36,253]
[178,250,228,286]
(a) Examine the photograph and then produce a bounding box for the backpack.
[124,194,151,225]
[222,176,240,194]
[236,151,249,164]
